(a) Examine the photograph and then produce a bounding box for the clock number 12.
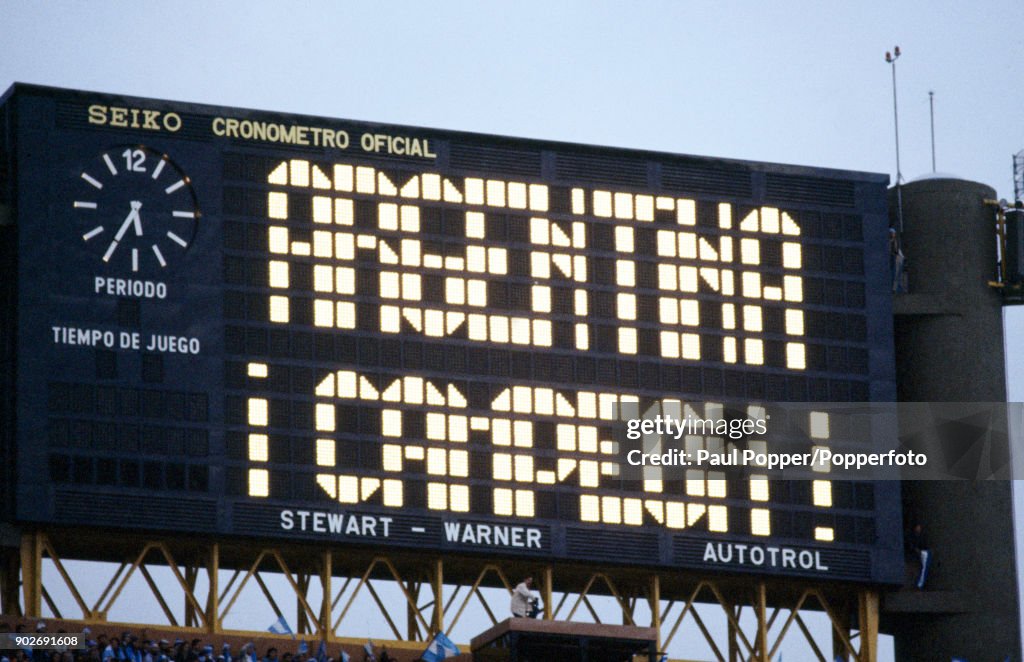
[122,148,146,172]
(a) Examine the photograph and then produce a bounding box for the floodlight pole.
[886,47,904,236]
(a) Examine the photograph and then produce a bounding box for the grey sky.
[3,1,1024,659]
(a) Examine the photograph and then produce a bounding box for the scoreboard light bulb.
[399,175,419,199]
[316,438,335,466]
[450,485,470,512]
[750,477,769,502]
[617,293,637,320]
[333,164,354,191]
[382,480,403,507]
[248,398,268,426]
[248,469,269,497]
[427,448,447,475]
[657,230,677,257]
[679,232,697,259]
[400,239,421,267]
[313,231,333,258]
[513,420,533,447]
[382,445,403,471]
[751,508,771,536]
[815,527,835,542]
[556,425,576,451]
[681,334,700,360]
[315,403,336,431]
[666,503,686,529]
[494,454,513,480]
[486,180,506,207]
[508,182,527,209]
[580,461,599,487]
[614,192,633,219]
[336,267,355,295]
[489,315,510,343]
[289,159,310,187]
[269,261,290,289]
[593,191,612,217]
[465,178,485,205]
[618,328,638,354]
[578,426,598,452]
[740,238,760,265]
[487,247,508,274]
[338,476,358,503]
[400,205,420,232]
[466,246,487,273]
[382,409,402,437]
[312,265,332,292]
[680,300,699,326]
[514,455,534,481]
[313,300,334,327]
[742,305,763,332]
[786,343,806,369]
[813,480,833,507]
[636,195,654,221]
[742,272,761,298]
[676,199,696,226]
[494,488,514,516]
[810,412,830,439]
[528,184,548,212]
[268,226,289,253]
[602,496,622,524]
[379,203,398,230]
[426,412,446,440]
[785,310,805,336]
[422,173,441,200]
[708,506,728,532]
[515,490,535,517]
[312,196,332,224]
[355,167,375,193]
[616,260,635,287]
[466,212,486,239]
[450,450,469,477]
[247,363,268,379]
[580,495,600,522]
[248,433,269,462]
[268,192,288,220]
[624,498,644,525]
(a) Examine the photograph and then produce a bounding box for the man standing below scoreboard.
[510,576,540,619]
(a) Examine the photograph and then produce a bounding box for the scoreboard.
[0,84,902,583]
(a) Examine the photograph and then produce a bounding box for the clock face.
[74,146,200,274]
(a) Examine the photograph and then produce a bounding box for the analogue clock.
[74,146,200,273]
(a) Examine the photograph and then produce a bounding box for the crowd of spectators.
[0,623,407,662]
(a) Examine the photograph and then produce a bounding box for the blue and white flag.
[267,616,294,637]
[339,653,349,662]
[420,632,460,662]
[296,641,308,656]
[314,642,326,662]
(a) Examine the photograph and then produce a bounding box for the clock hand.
[104,202,143,262]
[130,201,143,236]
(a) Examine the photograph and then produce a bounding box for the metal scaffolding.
[2,528,879,662]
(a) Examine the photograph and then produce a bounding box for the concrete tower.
[885,177,1021,660]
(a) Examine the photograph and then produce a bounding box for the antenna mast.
[929,91,936,173]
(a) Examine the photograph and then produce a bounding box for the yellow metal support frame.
[15,530,879,661]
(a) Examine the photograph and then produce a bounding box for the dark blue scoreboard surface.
[0,83,902,583]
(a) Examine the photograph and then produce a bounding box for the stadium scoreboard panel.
[0,84,901,583]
